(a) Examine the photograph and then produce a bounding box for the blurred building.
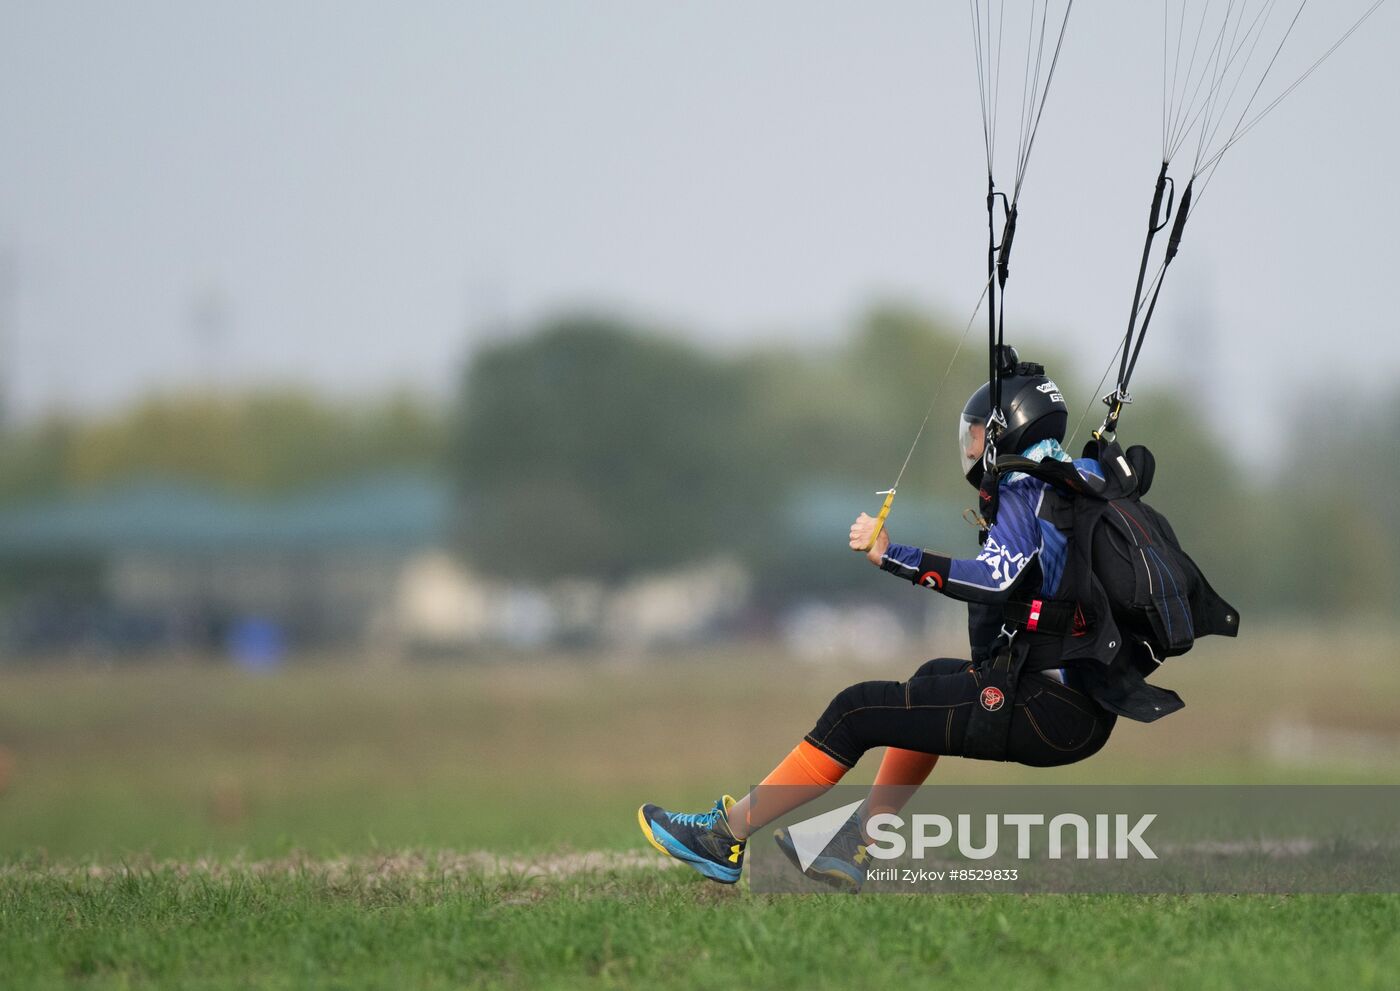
[0,472,980,660]
[0,473,446,657]
[0,473,756,659]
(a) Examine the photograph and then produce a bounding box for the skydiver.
[637,362,1233,889]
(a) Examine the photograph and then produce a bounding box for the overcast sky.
[1,1,1396,450]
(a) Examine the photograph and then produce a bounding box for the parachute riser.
[986,180,1004,416]
[1163,181,1192,263]
[986,178,1017,464]
[1099,165,1195,440]
[1118,163,1174,388]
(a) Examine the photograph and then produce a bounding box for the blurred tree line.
[0,307,1391,621]
[450,306,1395,621]
[0,389,444,501]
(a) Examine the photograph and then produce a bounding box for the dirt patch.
[0,849,679,883]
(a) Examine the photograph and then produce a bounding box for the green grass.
[2,630,1396,861]
[1,628,1397,987]
[3,863,1399,990]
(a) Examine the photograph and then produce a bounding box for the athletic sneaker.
[637,795,746,884]
[773,812,869,893]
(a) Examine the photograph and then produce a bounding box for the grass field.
[6,864,1400,990]
[2,628,1398,988]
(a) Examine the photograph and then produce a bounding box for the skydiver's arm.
[856,488,1043,604]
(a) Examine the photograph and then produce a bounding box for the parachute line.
[1157,0,1388,182]
[968,0,1074,212]
[968,0,1074,448]
[1095,0,1388,439]
[1013,0,1073,201]
[1196,0,1389,177]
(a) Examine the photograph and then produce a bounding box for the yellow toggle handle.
[861,489,896,552]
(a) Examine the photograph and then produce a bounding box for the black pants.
[803,657,1115,769]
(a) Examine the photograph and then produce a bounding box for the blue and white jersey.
[879,445,1103,605]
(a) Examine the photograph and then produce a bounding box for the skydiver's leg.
[861,659,969,830]
[866,748,940,818]
[640,658,1113,882]
[728,658,978,840]
[726,741,848,840]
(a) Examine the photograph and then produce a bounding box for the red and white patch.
[980,686,1005,711]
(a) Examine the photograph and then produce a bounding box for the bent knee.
[806,680,902,766]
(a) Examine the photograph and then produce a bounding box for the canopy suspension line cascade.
[1078,0,1391,447]
[863,0,1389,548]
[860,0,1075,550]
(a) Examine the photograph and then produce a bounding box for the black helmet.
[959,361,1069,488]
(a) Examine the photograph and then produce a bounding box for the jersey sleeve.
[879,483,1045,603]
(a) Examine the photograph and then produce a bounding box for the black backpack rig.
[980,436,1240,724]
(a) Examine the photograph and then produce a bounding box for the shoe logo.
[980,686,1005,711]
[728,844,742,864]
[782,800,865,872]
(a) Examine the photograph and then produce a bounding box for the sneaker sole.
[637,805,741,884]
[773,827,862,893]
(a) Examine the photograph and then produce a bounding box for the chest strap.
[1003,597,1080,637]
